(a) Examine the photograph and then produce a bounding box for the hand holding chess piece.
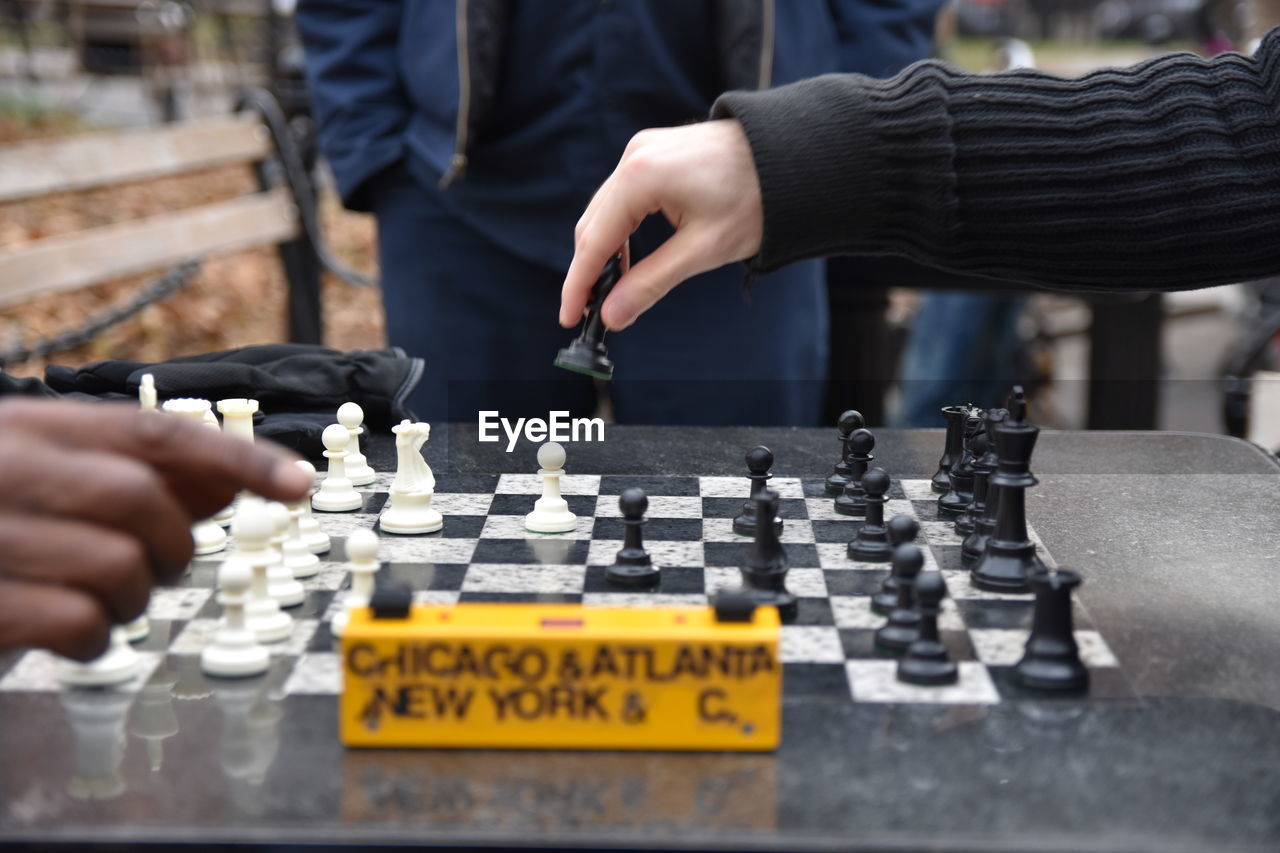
[0,398,309,662]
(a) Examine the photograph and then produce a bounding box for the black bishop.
[938,408,983,518]
[961,407,1007,563]
[740,489,796,623]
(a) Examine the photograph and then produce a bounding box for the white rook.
[217,398,258,444]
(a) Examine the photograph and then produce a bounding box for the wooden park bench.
[0,90,369,358]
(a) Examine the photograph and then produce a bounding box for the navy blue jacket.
[297,0,941,269]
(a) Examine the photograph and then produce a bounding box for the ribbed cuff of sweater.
[712,70,959,274]
[714,31,1280,291]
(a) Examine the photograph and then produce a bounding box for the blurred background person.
[891,35,1035,426]
[295,0,943,426]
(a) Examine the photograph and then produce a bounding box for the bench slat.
[0,114,271,202]
[0,189,298,306]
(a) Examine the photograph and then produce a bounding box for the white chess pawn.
[524,441,578,533]
[380,420,443,534]
[263,501,306,607]
[312,423,363,512]
[282,504,320,579]
[138,373,156,411]
[191,514,229,556]
[57,626,143,688]
[235,499,293,643]
[122,613,150,643]
[337,402,376,486]
[331,528,380,637]
[162,398,228,554]
[294,460,331,554]
[202,555,270,678]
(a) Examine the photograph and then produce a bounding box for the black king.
[969,387,1046,593]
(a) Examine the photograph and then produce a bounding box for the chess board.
[0,472,1135,706]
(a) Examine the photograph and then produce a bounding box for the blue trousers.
[374,173,829,426]
[893,292,1028,427]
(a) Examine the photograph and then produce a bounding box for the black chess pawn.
[938,409,983,518]
[1014,569,1089,692]
[875,543,924,652]
[606,488,660,588]
[847,468,892,562]
[954,431,987,537]
[833,428,875,517]
[897,572,958,685]
[740,489,796,622]
[971,389,1045,592]
[931,405,970,493]
[871,515,919,615]
[962,408,1007,563]
[824,409,865,496]
[733,446,784,537]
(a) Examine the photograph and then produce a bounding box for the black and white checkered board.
[0,472,1133,705]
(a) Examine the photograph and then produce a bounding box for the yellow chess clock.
[339,597,782,751]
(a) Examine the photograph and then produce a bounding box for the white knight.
[379,420,442,534]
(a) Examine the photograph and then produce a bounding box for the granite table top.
[1,426,1278,853]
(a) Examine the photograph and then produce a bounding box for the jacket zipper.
[443,0,771,186]
[757,0,775,89]
[440,0,471,188]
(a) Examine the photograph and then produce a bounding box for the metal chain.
[0,259,202,369]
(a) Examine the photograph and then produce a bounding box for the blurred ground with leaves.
[0,103,385,379]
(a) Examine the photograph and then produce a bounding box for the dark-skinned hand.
[0,398,312,661]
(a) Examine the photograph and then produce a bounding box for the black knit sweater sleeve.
[711,30,1280,290]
